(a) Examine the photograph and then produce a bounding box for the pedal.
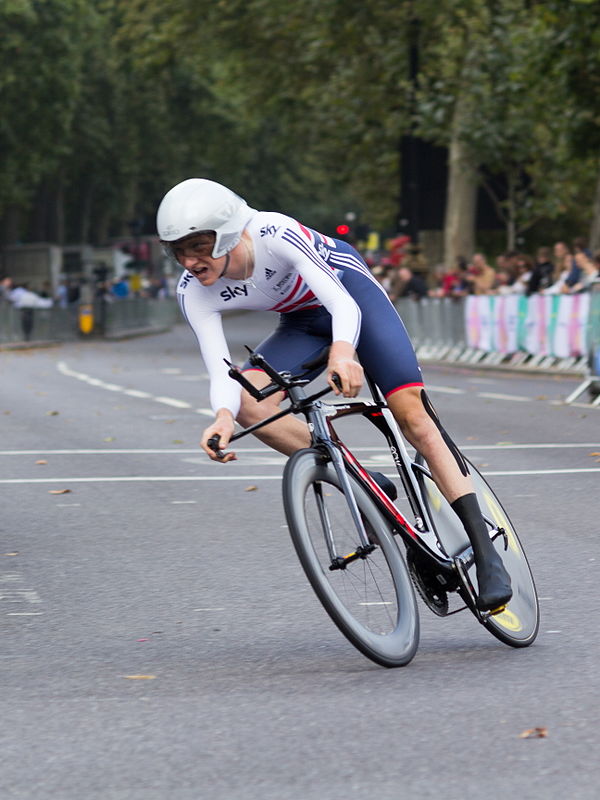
[329,544,375,571]
[489,604,507,616]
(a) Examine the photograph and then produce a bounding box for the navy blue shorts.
[243,248,423,397]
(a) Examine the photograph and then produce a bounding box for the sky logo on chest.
[220,284,249,302]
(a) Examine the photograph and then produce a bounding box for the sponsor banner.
[465,294,590,357]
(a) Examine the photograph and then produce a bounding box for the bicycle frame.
[226,367,469,590]
[290,380,463,583]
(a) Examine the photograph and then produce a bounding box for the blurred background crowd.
[367,236,600,304]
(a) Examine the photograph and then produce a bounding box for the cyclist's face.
[171,233,223,284]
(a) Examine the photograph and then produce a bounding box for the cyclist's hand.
[327,340,363,397]
[201,411,237,462]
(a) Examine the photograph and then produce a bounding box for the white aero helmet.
[157,178,255,259]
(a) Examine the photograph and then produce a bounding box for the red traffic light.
[336,224,350,235]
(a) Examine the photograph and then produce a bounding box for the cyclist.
[157,178,512,612]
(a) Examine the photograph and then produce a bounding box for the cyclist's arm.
[177,282,242,417]
[177,280,243,460]
[268,225,364,395]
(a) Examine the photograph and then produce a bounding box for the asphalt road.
[1,314,599,800]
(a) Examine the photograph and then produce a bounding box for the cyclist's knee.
[388,387,442,447]
[236,387,283,428]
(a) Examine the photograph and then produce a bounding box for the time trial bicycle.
[208,349,539,668]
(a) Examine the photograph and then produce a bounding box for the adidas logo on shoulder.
[265,268,276,280]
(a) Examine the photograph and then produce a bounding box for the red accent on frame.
[339,442,418,539]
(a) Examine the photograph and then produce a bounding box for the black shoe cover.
[476,555,513,611]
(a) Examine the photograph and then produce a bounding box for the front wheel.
[283,448,419,668]
[415,454,539,648]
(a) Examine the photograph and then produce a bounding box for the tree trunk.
[443,110,477,268]
[590,163,600,252]
[506,171,516,252]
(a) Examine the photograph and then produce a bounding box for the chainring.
[407,551,450,617]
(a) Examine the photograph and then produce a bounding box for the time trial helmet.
[157,178,256,259]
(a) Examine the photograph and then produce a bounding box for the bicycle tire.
[283,448,419,668]
[415,454,539,648]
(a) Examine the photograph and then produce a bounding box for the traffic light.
[336,224,350,236]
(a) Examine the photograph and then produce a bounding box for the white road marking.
[0,572,43,616]
[57,361,200,414]
[1,443,599,456]
[57,361,598,426]
[477,392,532,402]
[2,466,599,487]
[154,397,192,409]
[359,602,393,606]
[6,612,43,616]
[428,385,464,395]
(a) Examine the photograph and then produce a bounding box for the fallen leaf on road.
[589,452,600,457]
[244,485,258,492]
[35,460,47,465]
[124,675,156,680]
[1,552,19,556]
[103,436,115,442]
[518,727,548,739]
[172,439,183,444]
[48,489,72,495]
[46,410,59,416]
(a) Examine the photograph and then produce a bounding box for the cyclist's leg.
[339,266,512,611]
[235,308,331,454]
[236,307,396,498]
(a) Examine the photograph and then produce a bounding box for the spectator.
[0,275,12,303]
[561,249,599,294]
[389,265,428,302]
[111,277,130,299]
[544,242,571,294]
[5,280,53,309]
[496,253,533,295]
[65,279,81,305]
[429,256,470,299]
[527,247,555,294]
[465,253,497,295]
[55,279,69,308]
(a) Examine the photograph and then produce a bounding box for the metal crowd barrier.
[395,292,600,406]
[0,297,179,345]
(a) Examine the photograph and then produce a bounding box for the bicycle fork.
[303,400,375,570]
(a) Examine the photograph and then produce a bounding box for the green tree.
[0,0,90,241]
